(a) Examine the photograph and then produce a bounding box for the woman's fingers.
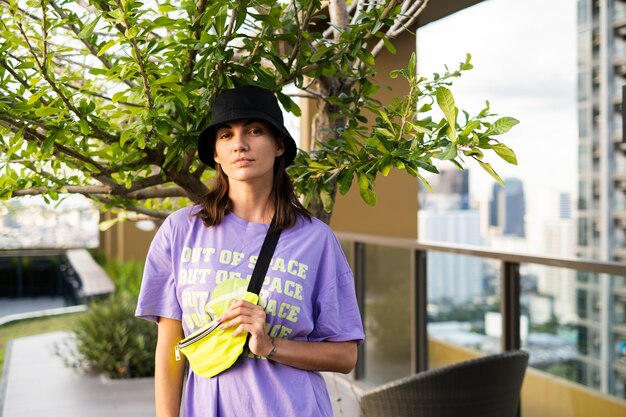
[216,299,272,355]
[218,299,266,330]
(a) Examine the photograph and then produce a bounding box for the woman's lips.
[233,158,253,167]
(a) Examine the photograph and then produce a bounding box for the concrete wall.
[329,31,419,239]
[99,212,156,262]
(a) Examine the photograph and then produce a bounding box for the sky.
[416,0,578,250]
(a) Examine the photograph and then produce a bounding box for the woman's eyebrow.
[243,119,265,127]
[215,123,232,131]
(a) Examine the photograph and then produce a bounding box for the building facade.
[577,0,626,398]
[488,178,526,238]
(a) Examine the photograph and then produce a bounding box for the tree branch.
[124,174,165,193]
[11,184,187,201]
[126,186,188,199]
[370,0,428,58]
[14,17,119,143]
[12,185,111,196]
[0,118,118,187]
[93,196,171,219]
[63,83,143,108]
[47,0,138,89]
[112,0,154,108]
[181,0,207,84]
[329,0,350,40]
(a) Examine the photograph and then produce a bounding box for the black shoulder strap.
[246,216,281,295]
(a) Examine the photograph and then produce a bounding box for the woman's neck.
[228,180,274,224]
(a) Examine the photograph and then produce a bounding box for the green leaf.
[376,127,395,138]
[77,17,101,39]
[99,216,121,232]
[484,117,519,136]
[380,159,393,176]
[320,188,333,212]
[408,53,417,78]
[419,175,433,192]
[172,91,189,107]
[358,48,376,66]
[158,3,178,12]
[112,91,127,103]
[120,129,132,146]
[276,92,301,117]
[463,147,484,159]
[460,120,481,137]
[461,53,473,70]
[337,170,353,195]
[490,143,518,165]
[41,134,55,155]
[436,142,457,160]
[416,160,439,174]
[358,173,376,206]
[382,37,396,55]
[27,89,47,105]
[153,74,180,86]
[35,106,63,117]
[478,160,504,185]
[97,39,120,57]
[436,87,457,141]
[79,119,90,135]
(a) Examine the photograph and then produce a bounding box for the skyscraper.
[577,0,626,397]
[537,192,577,325]
[418,169,483,304]
[488,178,526,238]
[419,169,470,211]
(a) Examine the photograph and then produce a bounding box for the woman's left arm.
[258,338,358,374]
[218,299,358,374]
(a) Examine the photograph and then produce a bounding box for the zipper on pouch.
[175,320,220,361]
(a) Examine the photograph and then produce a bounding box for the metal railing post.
[500,261,521,351]
[413,250,429,373]
[501,260,522,417]
[353,241,366,380]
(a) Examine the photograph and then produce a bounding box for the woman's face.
[213,119,284,185]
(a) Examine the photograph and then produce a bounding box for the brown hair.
[194,128,311,230]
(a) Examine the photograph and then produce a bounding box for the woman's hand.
[217,298,358,374]
[217,299,274,357]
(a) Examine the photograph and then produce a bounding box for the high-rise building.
[488,178,526,237]
[577,0,626,397]
[555,192,573,220]
[418,169,483,304]
[419,169,470,211]
[537,192,577,325]
[418,210,484,304]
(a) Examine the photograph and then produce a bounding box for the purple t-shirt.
[136,206,364,417]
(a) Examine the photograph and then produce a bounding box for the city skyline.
[417,0,578,254]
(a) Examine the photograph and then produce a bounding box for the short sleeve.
[135,216,182,323]
[309,232,364,344]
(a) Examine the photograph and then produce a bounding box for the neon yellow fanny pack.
[174,218,280,378]
[175,291,259,379]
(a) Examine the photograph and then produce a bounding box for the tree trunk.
[309,76,355,224]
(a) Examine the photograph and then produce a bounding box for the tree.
[0,0,518,223]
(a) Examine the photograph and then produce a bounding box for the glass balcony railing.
[338,232,626,416]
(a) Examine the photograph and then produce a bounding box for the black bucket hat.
[197,85,298,169]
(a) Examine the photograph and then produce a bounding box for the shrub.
[60,294,156,379]
[103,259,145,298]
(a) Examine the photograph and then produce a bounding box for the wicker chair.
[360,350,529,417]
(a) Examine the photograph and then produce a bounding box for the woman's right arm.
[155,317,186,417]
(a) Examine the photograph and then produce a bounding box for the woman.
[136,85,364,417]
